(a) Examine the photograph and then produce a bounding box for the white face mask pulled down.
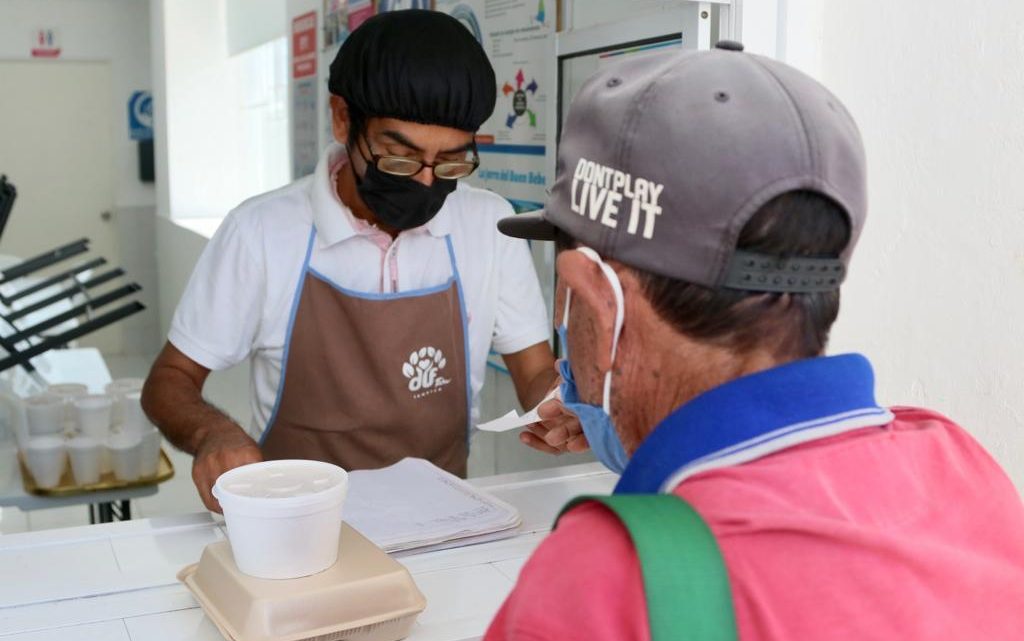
[558,247,630,474]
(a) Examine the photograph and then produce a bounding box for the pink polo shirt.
[485,407,1024,640]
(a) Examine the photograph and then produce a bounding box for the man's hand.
[192,425,263,513]
[520,394,590,455]
[143,342,263,513]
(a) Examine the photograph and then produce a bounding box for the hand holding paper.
[477,386,561,432]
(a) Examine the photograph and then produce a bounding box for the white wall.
[793,1,1024,489]
[161,0,239,219]
[154,216,251,422]
[0,0,160,356]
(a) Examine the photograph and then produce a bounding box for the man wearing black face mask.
[142,10,574,513]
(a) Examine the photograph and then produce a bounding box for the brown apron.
[260,228,471,477]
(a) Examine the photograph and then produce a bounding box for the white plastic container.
[67,435,103,485]
[74,394,113,439]
[138,427,162,477]
[213,460,349,580]
[25,436,67,488]
[25,393,65,437]
[107,432,142,481]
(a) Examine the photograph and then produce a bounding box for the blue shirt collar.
[615,353,892,494]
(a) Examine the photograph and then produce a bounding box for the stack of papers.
[344,458,521,554]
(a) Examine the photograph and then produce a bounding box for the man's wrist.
[190,418,246,455]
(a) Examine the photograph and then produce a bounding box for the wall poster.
[437,0,552,214]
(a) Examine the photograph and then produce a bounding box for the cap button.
[714,40,744,52]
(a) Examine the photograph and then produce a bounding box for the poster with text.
[437,0,552,213]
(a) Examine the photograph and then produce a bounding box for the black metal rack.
[0,175,146,377]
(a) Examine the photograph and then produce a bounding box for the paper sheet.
[344,458,521,553]
[476,387,560,432]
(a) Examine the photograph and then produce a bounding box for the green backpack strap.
[556,494,738,641]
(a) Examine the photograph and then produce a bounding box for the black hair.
[328,10,497,136]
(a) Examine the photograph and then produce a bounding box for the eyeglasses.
[359,138,480,180]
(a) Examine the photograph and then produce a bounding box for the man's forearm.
[141,367,247,455]
[522,367,560,409]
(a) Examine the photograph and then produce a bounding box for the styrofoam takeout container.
[178,523,426,641]
[212,460,349,580]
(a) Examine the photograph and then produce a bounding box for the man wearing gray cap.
[484,42,1024,640]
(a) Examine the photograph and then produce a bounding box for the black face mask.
[353,151,457,232]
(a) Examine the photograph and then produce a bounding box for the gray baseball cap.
[499,41,866,293]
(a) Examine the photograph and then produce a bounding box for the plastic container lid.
[178,523,426,641]
[213,460,348,517]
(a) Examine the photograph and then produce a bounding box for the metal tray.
[19,448,175,496]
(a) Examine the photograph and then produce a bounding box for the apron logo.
[402,347,452,399]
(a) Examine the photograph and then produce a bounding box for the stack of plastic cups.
[74,394,114,475]
[67,435,102,485]
[47,383,89,430]
[25,435,66,488]
[24,393,65,438]
[120,390,161,478]
[24,392,73,488]
[107,431,142,481]
[105,378,145,427]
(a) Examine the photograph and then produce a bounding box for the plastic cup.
[105,378,145,425]
[67,435,102,485]
[25,393,66,437]
[74,394,113,439]
[119,391,148,434]
[138,427,162,477]
[213,460,348,580]
[25,436,67,488]
[47,383,89,423]
[107,432,142,481]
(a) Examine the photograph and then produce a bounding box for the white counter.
[0,463,616,641]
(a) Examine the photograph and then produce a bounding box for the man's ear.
[329,95,350,144]
[556,250,619,373]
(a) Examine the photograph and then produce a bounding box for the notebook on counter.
[344,457,521,554]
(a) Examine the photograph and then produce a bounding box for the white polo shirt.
[169,144,550,439]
